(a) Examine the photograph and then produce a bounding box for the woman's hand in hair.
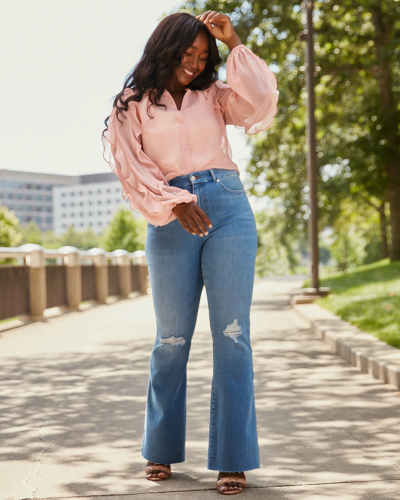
[172,201,212,237]
[196,11,242,50]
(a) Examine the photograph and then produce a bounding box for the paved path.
[1,278,400,500]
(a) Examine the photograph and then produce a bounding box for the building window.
[81,223,84,227]
[27,205,33,211]
[71,202,75,207]
[46,207,52,212]
[7,193,13,199]
[98,221,102,226]
[88,190,92,195]
[107,210,111,215]
[98,211,102,215]
[98,200,102,205]
[97,189,102,194]
[62,203,66,207]
[62,214,66,218]
[36,216,41,223]
[46,217,52,223]
[36,184,42,190]
[89,211,93,216]
[7,181,14,188]
[46,185,52,190]
[62,192,66,197]
[63,224,66,228]
[37,207,42,212]
[88,201,92,205]
[16,182,24,189]
[79,201,84,206]
[46,195,52,201]
[17,193,23,199]
[36,195,42,201]
[26,183,33,189]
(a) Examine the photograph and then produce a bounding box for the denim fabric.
[141,168,260,472]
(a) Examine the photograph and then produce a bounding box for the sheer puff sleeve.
[102,89,197,226]
[204,44,279,135]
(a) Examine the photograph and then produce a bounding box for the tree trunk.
[378,202,389,259]
[371,6,400,261]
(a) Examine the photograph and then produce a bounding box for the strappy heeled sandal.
[145,461,172,481]
[216,473,246,495]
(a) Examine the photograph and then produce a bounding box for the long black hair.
[102,12,222,136]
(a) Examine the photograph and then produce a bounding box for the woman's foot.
[216,471,246,495]
[145,461,171,481]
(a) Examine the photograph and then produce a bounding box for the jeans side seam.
[201,266,216,469]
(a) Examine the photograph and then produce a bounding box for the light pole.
[300,0,319,291]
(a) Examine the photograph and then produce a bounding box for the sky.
[0,0,253,180]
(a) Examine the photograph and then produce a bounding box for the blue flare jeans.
[141,168,260,472]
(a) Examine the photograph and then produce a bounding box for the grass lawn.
[315,259,400,349]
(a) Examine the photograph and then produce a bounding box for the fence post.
[134,251,148,295]
[88,248,108,304]
[21,244,46,320]
[112,249,132,298]
[59,246,82,310]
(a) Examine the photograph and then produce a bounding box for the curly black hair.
[102,12,222,136]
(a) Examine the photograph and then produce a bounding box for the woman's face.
[174,30,209,86]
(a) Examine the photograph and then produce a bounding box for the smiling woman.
[101,10,279,496]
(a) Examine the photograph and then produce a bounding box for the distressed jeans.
[141,168,260,472]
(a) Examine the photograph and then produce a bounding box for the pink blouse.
[102,44,279,226]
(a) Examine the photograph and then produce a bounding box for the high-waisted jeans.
[141,168,259,472]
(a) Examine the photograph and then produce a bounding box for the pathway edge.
[293,301,400,390]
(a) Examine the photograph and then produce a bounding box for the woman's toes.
[219,485,228,493]
[158,472,166,479]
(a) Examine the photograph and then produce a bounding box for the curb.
[293,302,400,391]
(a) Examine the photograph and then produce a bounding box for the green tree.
[0,203,22,247]
[177,0,400,260]
[101,207,146,252]
[59,226,101,250]
[18,220,42,245]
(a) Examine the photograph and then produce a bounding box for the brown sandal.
[145,461,172,481]
[216,473,246,495]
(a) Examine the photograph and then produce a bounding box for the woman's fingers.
[182,219,196,235]
[196,205,212,229]
[191,212,209,236]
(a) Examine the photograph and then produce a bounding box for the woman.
[102,10,279,495]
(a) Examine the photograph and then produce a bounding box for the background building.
[0,169,75,232]
[0,169,132,234]
[53,173,131,234]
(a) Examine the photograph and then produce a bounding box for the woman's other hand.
[195,11,242,50]
[172,201,212,236]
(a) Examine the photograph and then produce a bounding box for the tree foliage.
[101,207,146,253]
[0,203,22,247]
[176,0,400,262]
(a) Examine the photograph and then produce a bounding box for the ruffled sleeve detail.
[204,44,279,135]
[102,89,197,226]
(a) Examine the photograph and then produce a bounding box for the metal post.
[300,0,320,291]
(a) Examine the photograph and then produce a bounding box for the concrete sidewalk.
[1,278,400,500]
